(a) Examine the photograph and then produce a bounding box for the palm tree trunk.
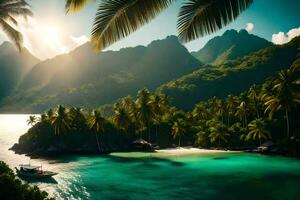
[156,124,158,139]
[95,132,101,152]
[148,121,151,142]
[227,114,230,126]
[256,104,260,118]
[285,108,290,139]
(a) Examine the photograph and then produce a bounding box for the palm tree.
[264,69,300,138]
[208,120,229,146]
[87,110,106,151]
[192,103,209,121]
[247,118,271,145]
[50,105,71,135]
[0,0,33,51]
[46,108,54,119]
[235,101,248,128]
[148,93,169,137]
[27,115,37,126]
[171,119,187,147]
[65,0,253,51]
[39,113,48,123]
[112,102,131,131]
[136,88,155,141]
[249,84,261,118]
[69,107,86,129]
[226,95,238,125]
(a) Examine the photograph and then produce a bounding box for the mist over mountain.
[192,29,272,64]
[0,42,39,101]
[159,36,300,110]
[0,36,201,112]
[0,31,298,113]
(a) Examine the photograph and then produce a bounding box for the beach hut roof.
[132,138,150,145]
[260,141,276,147]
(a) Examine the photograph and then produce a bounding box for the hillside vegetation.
[0,42,39,101]
[0,36,201,113]
[159,37,300,110]
[192,29,272,64]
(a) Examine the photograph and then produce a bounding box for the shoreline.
[156,147,240,155]
[10,143,300,159]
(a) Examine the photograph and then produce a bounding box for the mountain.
[0,42,39,101]
[0,36,202,113]
[159,36,300,110]
[192,29,272,64]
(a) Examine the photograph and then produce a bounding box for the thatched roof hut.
[130,139,154,152]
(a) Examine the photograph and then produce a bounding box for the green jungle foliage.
[0,36,201,113]
[191,29,272,64]
[14,61,300,155]
[159,36,300,110]
[0,161,53,200]
[0,42,39,101]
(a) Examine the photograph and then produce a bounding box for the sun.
[40,25,60,44]
[38,23,68,54]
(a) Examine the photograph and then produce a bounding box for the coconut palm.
[247,118,271,145]
[192,102,209,120]
[208,120,229,146]
[69,107,86,129]
[46,108,54,120]
[136,88,155,141]
[39,113,48,123]
[50,105,71,135]
[112,102,131,131]
[87,110,106,151]
[0,0,33,51]
[65,0,253,51]
[148,93,169,137]
[226,95,238,125]
[235,101,248,128]
[209,128,229,146]
[264,69,300,138]
[249,84,261,118]
[171,119,187,147]
[27,115,37,126]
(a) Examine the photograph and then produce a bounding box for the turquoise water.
[1,115,300,200]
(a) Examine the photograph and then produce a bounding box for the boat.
[15,164,58,179]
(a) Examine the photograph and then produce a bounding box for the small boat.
[15,164,58,179]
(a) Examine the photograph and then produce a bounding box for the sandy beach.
[156,147,239,156]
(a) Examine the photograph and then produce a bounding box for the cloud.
[272,27,300,45]
[71,35,89,47]
[2,17,89,60]
[245,23,254,32]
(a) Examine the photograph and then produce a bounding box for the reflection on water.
[1,115,300,200]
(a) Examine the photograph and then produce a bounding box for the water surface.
[1,115,300,200]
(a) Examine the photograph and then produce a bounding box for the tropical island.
[0,0,300,199]
[11,53,300,157]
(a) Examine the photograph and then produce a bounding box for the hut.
[257,141,277,152]
[130,139,154,152]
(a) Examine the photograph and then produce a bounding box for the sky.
[0,0,299,60]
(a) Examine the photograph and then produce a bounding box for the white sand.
[156,147,238,155]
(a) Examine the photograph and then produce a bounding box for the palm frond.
[65,0,94,13]
[0,19,22,51]
[177,0,253,43]
[0,0,32,51]
[91,0,174,51]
